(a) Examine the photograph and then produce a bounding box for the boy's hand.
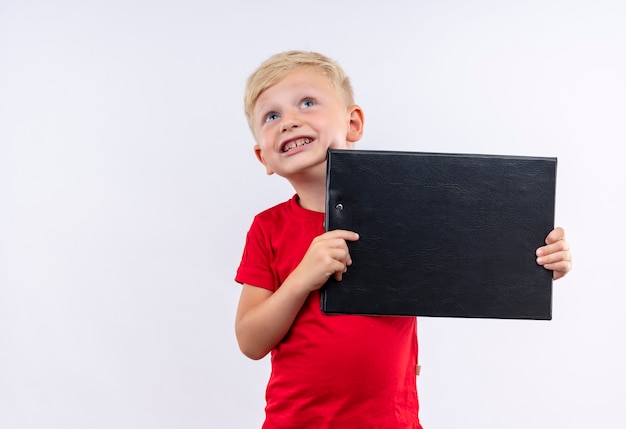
[291,230,359,292]
[536,226,572,280]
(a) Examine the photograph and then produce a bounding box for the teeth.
[282,138,312,152]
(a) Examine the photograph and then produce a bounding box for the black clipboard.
[321,149,556,320]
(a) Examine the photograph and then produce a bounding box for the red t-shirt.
[236,195,421,429]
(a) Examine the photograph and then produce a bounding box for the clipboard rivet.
[335,203,344,211]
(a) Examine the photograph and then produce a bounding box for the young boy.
[234,50,572,429]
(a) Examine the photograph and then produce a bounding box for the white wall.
[1,1,624,428]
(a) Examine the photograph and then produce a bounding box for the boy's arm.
[235,230,359,360]
[235,282,309,360]
[536,226,572,280]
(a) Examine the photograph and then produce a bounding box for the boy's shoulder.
[253,194,296,222]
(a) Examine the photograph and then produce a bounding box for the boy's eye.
[264,112,280,123]
[301,98,315,108]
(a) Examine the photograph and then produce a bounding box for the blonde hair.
[243,50,355,132]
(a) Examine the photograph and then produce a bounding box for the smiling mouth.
[281,138,313,153]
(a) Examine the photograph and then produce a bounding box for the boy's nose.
[280,113,300,132]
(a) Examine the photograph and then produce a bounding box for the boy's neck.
[295,188,326,213]
[288,170,327,213]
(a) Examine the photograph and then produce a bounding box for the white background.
[1,1,625,428]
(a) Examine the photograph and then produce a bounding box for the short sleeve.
[234,217,277,291]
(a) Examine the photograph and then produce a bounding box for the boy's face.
[251,67,363,178]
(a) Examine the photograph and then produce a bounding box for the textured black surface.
[321,149,556,320]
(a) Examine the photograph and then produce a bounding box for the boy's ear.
[346,105,365,143]
[254,144,275,175]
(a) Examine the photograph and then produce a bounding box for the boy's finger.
[537,249,572,266]
[326,229,360,241]
[545,226,565,244]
